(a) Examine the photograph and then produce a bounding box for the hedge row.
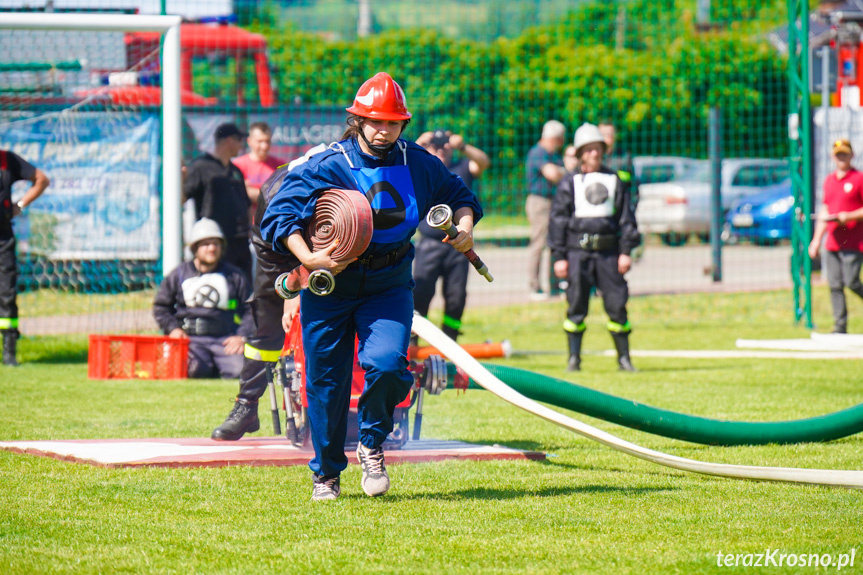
[245,0,788,212]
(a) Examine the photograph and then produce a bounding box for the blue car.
[723,180,793,245]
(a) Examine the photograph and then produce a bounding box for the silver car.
[636,158,789,246]
[632,156,701,185]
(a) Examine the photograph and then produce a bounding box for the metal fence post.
[709,106,723,283]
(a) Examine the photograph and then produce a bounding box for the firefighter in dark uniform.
[412,129,490,341]
[0,150,50,366]
[549,123,641,372]
[210,159,300,440]
[153,218,253,379]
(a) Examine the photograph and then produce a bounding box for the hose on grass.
[412,314,863,490]
[443,363,863,446]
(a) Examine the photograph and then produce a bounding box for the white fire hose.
[411,314,863,490]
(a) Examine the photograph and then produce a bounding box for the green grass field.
[1,290,862,574]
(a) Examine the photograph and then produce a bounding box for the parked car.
[632,156,700,185]
[636,158,789,246]
[722,180,793,245]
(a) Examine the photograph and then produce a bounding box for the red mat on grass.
[0,437,545,469]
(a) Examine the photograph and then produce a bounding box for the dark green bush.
[234,0,788,214]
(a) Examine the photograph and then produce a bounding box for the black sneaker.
[211,398,260,441]
[357,443,390,496]
[311,475,341,502]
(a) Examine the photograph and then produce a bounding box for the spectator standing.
[598,119,638,211]
[0,150,50,366]
[808,138,863,334]
[525,120,566,300]
[549,123,640,372]
[232,122,286,224]
[183,123,252,280]
[413,129,490,341]
[153,218,252,379]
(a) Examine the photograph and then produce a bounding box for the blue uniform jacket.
[261,137,483,298]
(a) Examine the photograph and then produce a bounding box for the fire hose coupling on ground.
[275,188,374,299]
[426,204,494,282]
[411,314,863,490]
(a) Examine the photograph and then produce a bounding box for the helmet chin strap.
[359,129,396,157]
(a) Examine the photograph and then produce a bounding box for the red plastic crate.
[88,335,189,380]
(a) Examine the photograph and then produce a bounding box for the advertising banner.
[0,111,161,260]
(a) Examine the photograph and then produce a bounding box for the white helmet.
[573,123,606,157]
[188,218,225,250]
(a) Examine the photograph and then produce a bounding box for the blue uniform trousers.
[301,284,414,478]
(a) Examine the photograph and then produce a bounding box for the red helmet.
[346,72,412,121]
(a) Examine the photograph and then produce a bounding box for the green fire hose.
[446,363,863,445]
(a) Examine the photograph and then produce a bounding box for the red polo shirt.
[824,168,863,252]
[232,154,286,190]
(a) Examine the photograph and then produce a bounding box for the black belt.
[576,233,618,251]
[353,242,411,271]
[182,317,233,337]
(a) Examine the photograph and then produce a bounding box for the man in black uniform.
[549,123,641,372]
[0,150,50,366]
[153,218,252,379]
[412,129,490,341]
[211,159,300,440]
[183,123,253,280]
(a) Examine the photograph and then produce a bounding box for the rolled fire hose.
[443,363,863,446]
[275,189,373,298]
[411,314,863,490]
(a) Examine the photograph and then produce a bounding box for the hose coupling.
[274,272,300,300]
[307,269,336,296]
[420,354,448,395]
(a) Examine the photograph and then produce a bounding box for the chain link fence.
[0,0,799,338]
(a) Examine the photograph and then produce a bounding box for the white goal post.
[0,12,184,274]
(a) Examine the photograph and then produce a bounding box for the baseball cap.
[214,122,246,141]
[833,138,853,155]
[430,129,450,148]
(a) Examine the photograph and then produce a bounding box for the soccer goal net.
[0,13,181,336]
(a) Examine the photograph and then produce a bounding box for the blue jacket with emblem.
[261,137,483,298]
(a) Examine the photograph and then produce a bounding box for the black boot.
[2,330,18,367]
[566,330,583,371]
[211,398,260,440]
[610,332,636,372]
[442,325,460,341]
